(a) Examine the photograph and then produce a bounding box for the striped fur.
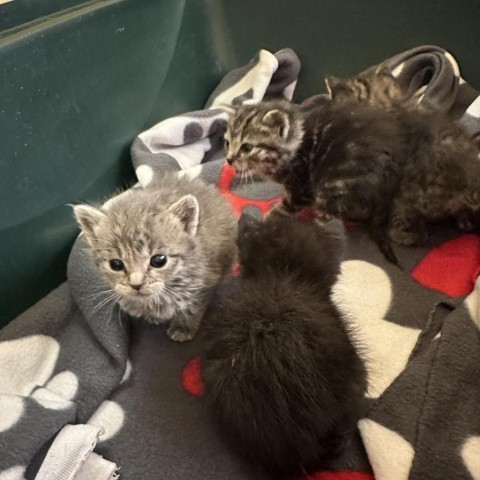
[226,98,480,263]
[326,66,409,109]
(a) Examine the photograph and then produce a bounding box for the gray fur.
[73,173,237,342]
[225,98,480,263]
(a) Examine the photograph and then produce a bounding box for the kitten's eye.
[240,143,254,153]
[224,139,230,150]
[109,259,125,271]
[150,254,167,268]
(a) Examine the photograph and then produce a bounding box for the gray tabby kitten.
[73,173,237,342]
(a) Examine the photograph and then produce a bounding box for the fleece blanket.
[1,45,480,480]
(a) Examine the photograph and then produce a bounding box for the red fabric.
[411,234,480,297]
[232,261,241,278]
[181,356,204,397]
[217,164,282,216]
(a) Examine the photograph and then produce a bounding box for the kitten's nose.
[226,157,233,165]
[129,272,144,291]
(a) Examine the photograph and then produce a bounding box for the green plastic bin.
[2,0,480,326]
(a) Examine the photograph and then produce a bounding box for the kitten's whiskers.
[162,284,188,303]
[237,165,254,185]
[105,300,120,328]
[92,291,121,314]
[153,288,170,306]
[83,288,116,300]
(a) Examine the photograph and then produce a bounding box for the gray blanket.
[1,46,480,480]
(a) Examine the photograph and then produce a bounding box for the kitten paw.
[456,213,478,232]
[314,210,334,222]
[167,326,195,342]
[389,227,427,247]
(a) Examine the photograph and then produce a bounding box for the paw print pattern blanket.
[1,46,480,480]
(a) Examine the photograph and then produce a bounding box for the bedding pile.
[1,46,480,480]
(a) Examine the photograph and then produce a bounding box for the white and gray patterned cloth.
[1,46,480,480]
[130,48,300,183]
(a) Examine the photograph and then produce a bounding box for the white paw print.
[0,334,78,432]
[332,260,421,398]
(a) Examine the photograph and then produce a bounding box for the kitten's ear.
[218,103,238,116]
[325,75,342,95]
[261,109,290,139]
[374,64,393,77]
[72,204,106,245]
[237,213,261,242]
[238,212,261,231]
[169,195,200,236]
[325,75,343,95]
[321,219,346,243]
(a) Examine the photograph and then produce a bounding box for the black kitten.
[200,214,367,478]
[225,98,480,263]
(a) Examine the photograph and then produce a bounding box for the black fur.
[300,101,480,255]
[200,214,367,478]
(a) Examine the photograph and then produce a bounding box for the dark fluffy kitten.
[225,98,480,262]
[200,214,367,478]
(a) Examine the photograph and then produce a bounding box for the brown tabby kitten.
[225,98,480,261]
[326,65,423,109]
[326,66,480,235]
